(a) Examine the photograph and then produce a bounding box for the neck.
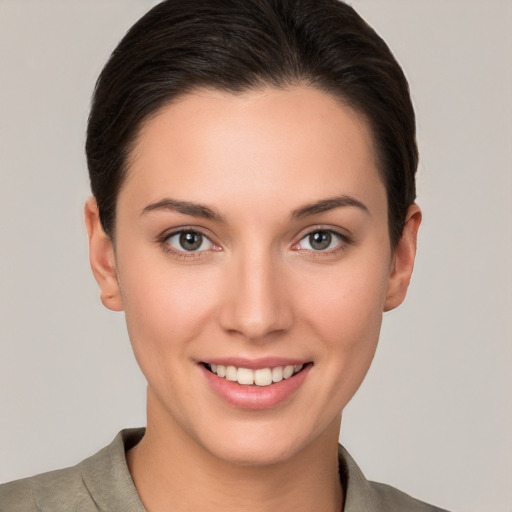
[127,390,344,512]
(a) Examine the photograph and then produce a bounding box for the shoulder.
[339,444,452,512]
[0,465,88,512]
[0,428,145,512]
[368,481,451,512]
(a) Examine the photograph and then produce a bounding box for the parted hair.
[86,0,417,247]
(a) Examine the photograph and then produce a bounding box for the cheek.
[116,250,222,369]
[299,260,389,333]
[293,251,391,376]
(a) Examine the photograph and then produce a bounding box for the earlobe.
[84,197,124,312]
[384,204,422,312]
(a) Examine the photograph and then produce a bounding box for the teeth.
[283,365,294,379]
[254,368,272,386]
[208,363,304,386]
[237,367,254,385]
[271,366,283,383]
[225,366,237,381]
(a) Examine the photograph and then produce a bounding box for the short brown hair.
[86,0,417,247]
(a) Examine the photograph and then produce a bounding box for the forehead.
[121,86,385,218]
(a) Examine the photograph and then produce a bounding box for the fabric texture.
[0,428,450,512]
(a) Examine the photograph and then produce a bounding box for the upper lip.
[201,357,310,370]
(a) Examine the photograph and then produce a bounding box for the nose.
[218,250,293,341]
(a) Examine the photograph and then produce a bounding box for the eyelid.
[167,232,213,252]
[292,226,353,253]
[158,226,221,256]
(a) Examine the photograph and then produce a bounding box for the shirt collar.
[79,428,382,512]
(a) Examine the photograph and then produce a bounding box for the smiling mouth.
[203,363,308,387]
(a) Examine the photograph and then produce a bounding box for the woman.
[1,1,449,510]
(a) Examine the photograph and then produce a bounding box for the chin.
[194,415,335,468]
[205,435,304,467]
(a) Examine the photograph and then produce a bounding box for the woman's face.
[87,86,419,465]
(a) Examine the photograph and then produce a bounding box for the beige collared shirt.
[0,429,450,511]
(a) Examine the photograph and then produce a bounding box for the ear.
[84,197,124,312]
[384,204,422,312]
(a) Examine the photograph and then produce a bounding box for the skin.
[85,86,421,512]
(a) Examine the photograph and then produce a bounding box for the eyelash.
[293,228,352,256]
[159,228,219,260]
[158,227,352,259]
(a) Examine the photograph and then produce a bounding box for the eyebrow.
[291,195,369,220]
[141,194,369,223]
[141,198,225,222]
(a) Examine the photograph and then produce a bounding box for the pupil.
[310,231,331,250]
[180,232,202,251]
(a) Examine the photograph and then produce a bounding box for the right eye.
[165,230,214,252]
[295,229,346,252]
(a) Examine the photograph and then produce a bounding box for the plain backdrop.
[0,1,511,511]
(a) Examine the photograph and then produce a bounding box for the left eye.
[165,231,214,252]
[297,230,344,251]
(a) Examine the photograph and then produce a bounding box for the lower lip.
[200,364,311,410]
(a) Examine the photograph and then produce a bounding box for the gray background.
[0,1,510,511]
